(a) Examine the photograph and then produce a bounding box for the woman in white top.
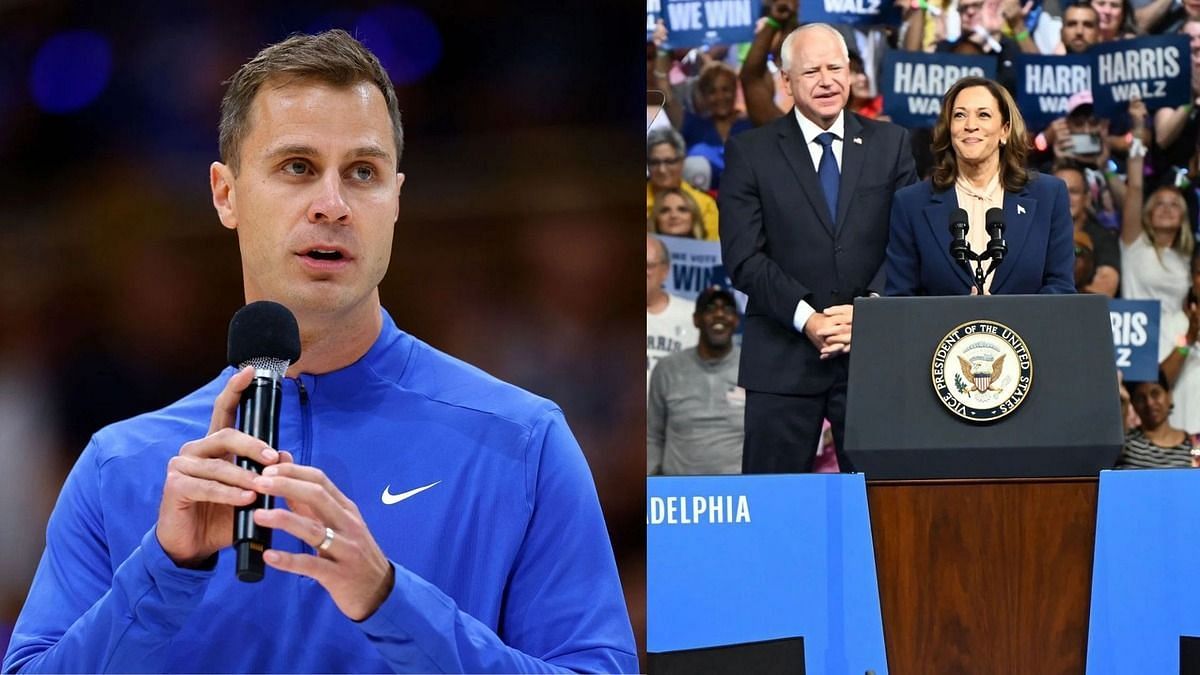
[1119,98,1194,364]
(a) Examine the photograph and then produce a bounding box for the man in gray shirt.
[647,286,745,475]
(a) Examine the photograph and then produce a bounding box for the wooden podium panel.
[867,478,1098,675]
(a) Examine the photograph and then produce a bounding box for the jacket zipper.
[295,376,313,554]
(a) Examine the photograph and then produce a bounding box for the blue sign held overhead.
[1013,53,1093,131]
[800,0,902,27]
[659,0,756,48]
[1091,35,1190,116]
[880,51,995,128]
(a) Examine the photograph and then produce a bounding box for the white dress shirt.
[790,109,846,333]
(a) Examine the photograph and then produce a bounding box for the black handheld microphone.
[949,207,971,264]
[227,301,301,583]
[984,207,1006,263]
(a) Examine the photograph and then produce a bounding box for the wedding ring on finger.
[318,526,335,552]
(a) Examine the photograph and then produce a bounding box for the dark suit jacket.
[719,111,918,395]
[884,173,1076,296]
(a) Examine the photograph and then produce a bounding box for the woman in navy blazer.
[885,77,1076,296]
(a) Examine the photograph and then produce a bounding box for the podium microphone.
[226,301,301,582]
[949,207,971,264]
[985,207,1006,263]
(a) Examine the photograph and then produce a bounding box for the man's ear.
[211,162,238,231]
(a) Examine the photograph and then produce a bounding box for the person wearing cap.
[720,24,917,473]
[886,76,1075,295]
[648,286,745,475]
[4,30,636,674]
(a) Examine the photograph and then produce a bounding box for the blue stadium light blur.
[354,4,443,86]
[29,30,113,114]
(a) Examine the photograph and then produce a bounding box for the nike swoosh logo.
[382,480,441,505]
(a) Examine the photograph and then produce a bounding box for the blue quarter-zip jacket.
[3,309,637,673]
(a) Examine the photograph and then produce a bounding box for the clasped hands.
[805,304,853,359]
[157,366,393,622]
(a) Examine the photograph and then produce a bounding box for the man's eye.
[284,160,309,175]
[351,165,375,181]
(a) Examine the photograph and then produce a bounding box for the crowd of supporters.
[647,0,1200,472]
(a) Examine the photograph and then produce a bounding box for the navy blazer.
[884,172,1076,296]
[720,111,917,394]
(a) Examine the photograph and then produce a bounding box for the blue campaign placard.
[659,0,756,48]
[658,235,727,300]
[1108,299,1159,382]
[1091,34,1190,117]
[1013,53,1093,131]
[647,474,888,674]
[648,0,660,40]
[799,0,902,27]
[880,51,995,128]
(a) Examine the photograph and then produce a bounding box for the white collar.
[794,108,846,146]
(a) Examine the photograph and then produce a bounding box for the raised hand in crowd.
[741,0,797,126]
[999,0,1041,53]
[1162,297,1200,388]
[650,19,685,130]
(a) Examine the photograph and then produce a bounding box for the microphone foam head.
[227,301,302,372]
[985,207,1004,226]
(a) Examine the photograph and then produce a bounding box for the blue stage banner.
[648,0,660,40]
[799,0,902,27]
[1087,470,1200,674]
[659,0,756,48]
[1108,299,1159,382]
[647,474,888,673]
[1013,53,1093,131]
[1091,35,1189,116]
[880,51,995,128]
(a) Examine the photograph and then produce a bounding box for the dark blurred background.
[0,0,644,665]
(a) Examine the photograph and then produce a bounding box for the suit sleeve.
[885,187,923,296]
[357,410,638,674]
[3,440,214,673]
[869,127,920,294]
[719,135,814,330]
[1040,178,1078,294]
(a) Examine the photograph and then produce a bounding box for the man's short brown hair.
[218,29,403,173]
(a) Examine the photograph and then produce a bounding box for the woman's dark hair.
[930,77,1030,192]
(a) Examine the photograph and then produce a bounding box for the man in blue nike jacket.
[3,29,637,673]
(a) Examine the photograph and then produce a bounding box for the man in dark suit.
[719,23,917,473]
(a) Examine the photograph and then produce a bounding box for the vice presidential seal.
[931,320,1033,422]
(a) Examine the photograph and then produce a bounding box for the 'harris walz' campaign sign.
[1013,53,1092,131]
[881,52,995,128]
[1092,35,1190,116]
[653,0,755,49]
[1109,299,1160,382]
[800,0,902,27]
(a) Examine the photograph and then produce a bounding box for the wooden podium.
[867,477,1098,675]
[842,296,1121,673]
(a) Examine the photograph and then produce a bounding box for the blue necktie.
[816,132,839,225]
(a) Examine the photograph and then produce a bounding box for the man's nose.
[308,171,351,223]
